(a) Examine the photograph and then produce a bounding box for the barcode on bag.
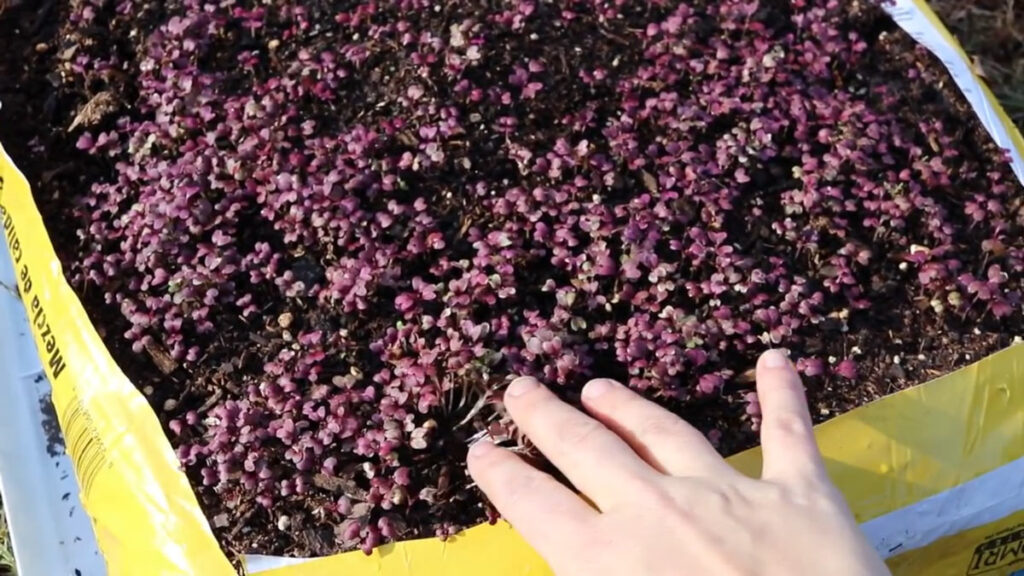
[61,399,109,498]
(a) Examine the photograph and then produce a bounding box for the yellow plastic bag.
[1,0,1023,574]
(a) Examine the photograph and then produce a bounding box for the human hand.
[467,349,891,576]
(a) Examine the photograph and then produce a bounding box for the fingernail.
[582,378,617,398]
[761,349,790,368]
[469,439,496,457]
[506,376,539,398]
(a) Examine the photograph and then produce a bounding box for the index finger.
[502,376,660,509]
[756,349,828,484]
[467,440,597,559]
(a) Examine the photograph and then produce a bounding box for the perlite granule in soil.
[1,0,1022,561]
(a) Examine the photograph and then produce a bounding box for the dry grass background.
[0,501,12,575]
[932,0,1024,128]
[0,2,1019,576]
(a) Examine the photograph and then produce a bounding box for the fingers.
[581,378,733,477]
[502,377,658,509]
[467,440,597,558]
[756,350,827,483]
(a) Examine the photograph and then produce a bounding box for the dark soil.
[2,0,1022,563]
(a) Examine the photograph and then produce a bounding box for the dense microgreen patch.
[53,0,1022,556]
